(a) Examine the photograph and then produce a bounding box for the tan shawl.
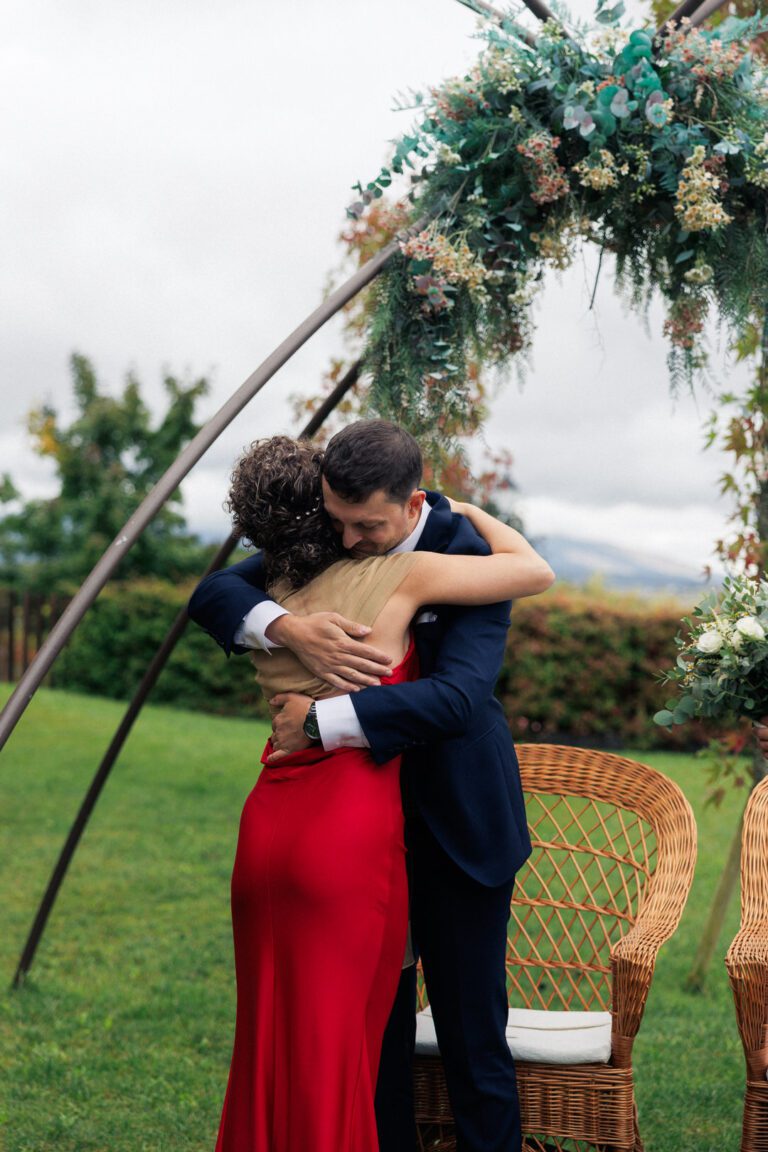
[252,552,418,709]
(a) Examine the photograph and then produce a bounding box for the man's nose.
[342,526,362,550]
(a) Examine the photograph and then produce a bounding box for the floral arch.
[347,3,768,452]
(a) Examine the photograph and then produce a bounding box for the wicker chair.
[726,774,768,1152]
[413,744,697,1152]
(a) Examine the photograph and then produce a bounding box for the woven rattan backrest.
[415,745,695,1013]
[507,745,694,1011]
[738,774,768,926]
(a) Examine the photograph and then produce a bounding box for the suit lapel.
[416,490,454,554]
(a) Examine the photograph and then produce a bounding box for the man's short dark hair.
[322,420,422,503]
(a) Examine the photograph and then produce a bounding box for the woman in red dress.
[213,437,553,1152]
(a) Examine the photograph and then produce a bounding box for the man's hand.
[267,692,315,763]
[755,718,768,759]
[266,612,392,691]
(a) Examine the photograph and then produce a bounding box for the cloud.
[479,249,742,515]
[0,0,746,574]
[518,494,725,574]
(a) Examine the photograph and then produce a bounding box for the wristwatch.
[302,702,321,743]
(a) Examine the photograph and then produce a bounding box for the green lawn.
[0,684,747,1151]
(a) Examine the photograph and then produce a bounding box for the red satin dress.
[215,638,417,1152]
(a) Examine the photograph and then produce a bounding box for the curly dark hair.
[225,436,343,589]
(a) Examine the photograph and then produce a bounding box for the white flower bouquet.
[655,575,768,728]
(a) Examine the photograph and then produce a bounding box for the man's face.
[321,478,424,557]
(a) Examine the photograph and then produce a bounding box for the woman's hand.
[267,692,316,762]
[445,496,468,516]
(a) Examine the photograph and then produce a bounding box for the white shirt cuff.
[234,601,290,651]
[316,696,370,750]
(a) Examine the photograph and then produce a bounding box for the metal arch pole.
[460,0,734,42]
[689,0,730,27]
[0,221,423,756]
[11,359,362,988]
[661,0,729,31]
[518,0,558,27]
[452,0,538,47]
[298,359,363,440]
[660,0,705,30]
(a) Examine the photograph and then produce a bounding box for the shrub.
[50,578,706,749]
[498,584,708,750]
[56,579,266,720]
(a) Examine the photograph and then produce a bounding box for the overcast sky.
[1,0,745,578]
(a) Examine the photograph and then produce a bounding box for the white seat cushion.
[414,1005,612,1065]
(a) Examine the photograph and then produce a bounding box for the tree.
[0,353,211,589]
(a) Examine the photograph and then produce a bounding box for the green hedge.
[52,578,702,749]
[55,579,267,720]
[497,585,705,750]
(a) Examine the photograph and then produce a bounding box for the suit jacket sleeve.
[187,552,270,655]
[350,596,512,765]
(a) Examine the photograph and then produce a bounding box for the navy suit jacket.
[188,492,531,886]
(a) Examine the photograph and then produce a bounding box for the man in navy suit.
[189,420,550,1152]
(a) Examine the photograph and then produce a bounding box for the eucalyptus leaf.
[714,139,741,155]
[358,6,768,446]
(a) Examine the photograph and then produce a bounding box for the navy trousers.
[375,815,521,1152]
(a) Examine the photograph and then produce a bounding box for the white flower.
[735,616,765,641]
[437,145,462,165]
[697,629,723,654]
[730,630,744,651]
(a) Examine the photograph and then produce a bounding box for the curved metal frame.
[4,0,731,984]
[455,0,538,48]
[0,229,416,755]
[663,0,707,28]
[689,0,730,27]
[10,362,361,987]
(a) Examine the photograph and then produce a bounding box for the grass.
[0,685,747,1151]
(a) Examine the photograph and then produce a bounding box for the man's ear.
[408,489,426,517]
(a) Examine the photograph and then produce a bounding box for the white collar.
[389,496,431,554]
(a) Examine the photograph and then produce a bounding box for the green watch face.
[303,703,321,742]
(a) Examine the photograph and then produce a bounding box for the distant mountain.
[536,534,715,597]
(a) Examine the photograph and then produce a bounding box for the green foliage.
[0,353,211,590]
[0,686,744,1151]
[351,10,768,449]
[301,200,524,497]
[496,583,719,749]
[55,577,268,720]
[655,573,768,726]
[703,314,768,575]
[42,577,700,749]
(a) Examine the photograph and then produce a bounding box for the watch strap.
[303,701,321,743]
